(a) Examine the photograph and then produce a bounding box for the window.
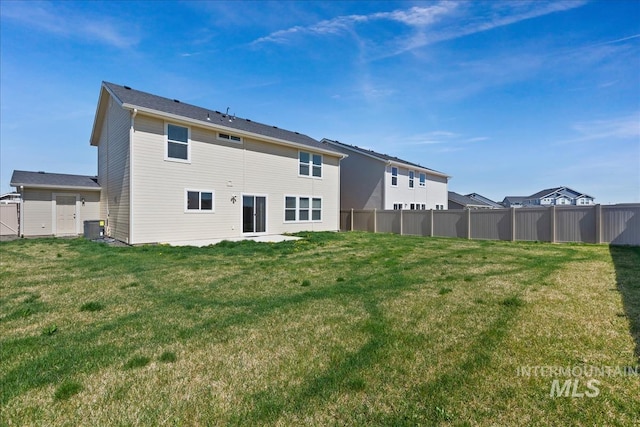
[299,197,310,221]
[285,197,297,221]
[391,167,398,186]
[419,173,426,187]
[421,204,426,210]
[299,152,322,178]
[410,203,415,210]
[409,171,415,188]
[167,124,189,161]
[393,203,402,210]
[218,132,242,142]
[186,190,214,212]
[284,196,322,222]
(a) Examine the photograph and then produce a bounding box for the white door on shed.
[56,195,77,235]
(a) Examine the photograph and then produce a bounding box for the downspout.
[129,108,137,244]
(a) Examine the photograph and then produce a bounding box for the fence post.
[595,204,602,244]
[511,207,516,242]
[430,209,434,237]
[400,209,404,235]
[550,205,556,243]
[467,208,472,239]
[350,208,354,231]
[373,208,377,233]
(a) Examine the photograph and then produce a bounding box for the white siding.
[97,97,131,242]
[129,114,340,244]
[20,189,100,237]
[383,165,448,210]
[21,190,52,236]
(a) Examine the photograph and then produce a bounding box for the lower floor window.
[285,196,321,222]
[186,190,214,211]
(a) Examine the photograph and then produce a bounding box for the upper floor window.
[419,173,426,187]
[409,171,415,188]
[299,152,322,178]
[391,167,398,186]
[218,132,242,143]
[167,124,190,161]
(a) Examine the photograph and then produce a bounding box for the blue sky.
[1,0,638,203]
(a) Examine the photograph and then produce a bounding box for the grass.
[1,232,638,426]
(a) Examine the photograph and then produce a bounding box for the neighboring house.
[10,171,101,236]
[466,193,503,209]
[321,139,449,211]
[0,193,21,204]
[448,191,493,209]
[522,187,595,206]
[86,82,344,244]
[501,196,525,208]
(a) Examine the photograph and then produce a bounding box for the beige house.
[321,139,449,211]
[10,171,101,237]
[87,82,344,244]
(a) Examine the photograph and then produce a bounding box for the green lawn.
[1,232,638,426]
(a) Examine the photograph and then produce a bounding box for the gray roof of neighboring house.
[448,191,491,208]
[321,138,449,177]
[465,193,502,208]
[10,170,100,190]
[101,82,342,156]
[502,196,526,203]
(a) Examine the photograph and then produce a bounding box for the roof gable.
[322,138,449,178]
[92,82,343,157]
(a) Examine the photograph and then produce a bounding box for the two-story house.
[522,187,595,206]
[92,82,347,244]
[12,82,345,244]
[321,139,449,211]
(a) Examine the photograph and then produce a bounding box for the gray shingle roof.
[10,170,100,189]
[322,139,449,177]
[465,193,502,208]
[103,82,342,155]
[448,191,491,207]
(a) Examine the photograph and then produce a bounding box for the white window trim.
[419,173,426,187]
[184,189,215,213]
[283,195,323,223]
[409,170,415,189]
[217,132,242,143]
[298,151,323,179]
[391,167,398,187]
[165,123,191,163]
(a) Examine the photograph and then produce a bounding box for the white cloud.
[1,1,138,48]
[563,114,640,144]
[252,0,587,58]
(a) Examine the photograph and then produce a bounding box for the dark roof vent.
[124,85,131,90]
[272,126,278,129]
[215,111,221,114]
[173,99,180,103]
[294,132,300,134]
[38,171,45,174]
[246,119,251,122]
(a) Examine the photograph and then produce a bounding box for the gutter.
[385,160,451,179]
[9,183,101,191]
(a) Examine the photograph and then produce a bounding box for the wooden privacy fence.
[340,204,640,246]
